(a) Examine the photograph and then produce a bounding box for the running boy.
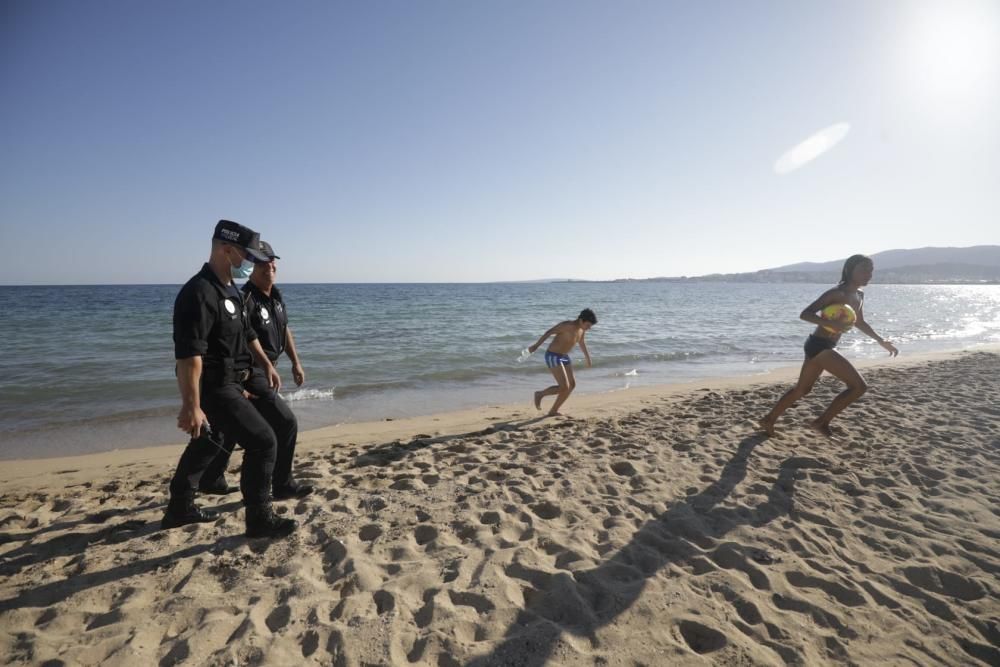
[529,308,597,416]
[759,254,898,437]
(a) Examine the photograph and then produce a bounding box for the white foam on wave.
[280,387,336,402]
[624,369,638,377]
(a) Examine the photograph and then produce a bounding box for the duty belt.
[202,364,252,386]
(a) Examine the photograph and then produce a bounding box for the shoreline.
[5,344,996,488]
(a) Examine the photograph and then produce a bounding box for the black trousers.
[168,371,285,505]
[200,367,299,492]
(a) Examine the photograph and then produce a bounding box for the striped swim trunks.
[545,351,571,368]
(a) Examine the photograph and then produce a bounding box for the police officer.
[199,240,314,500]
[164,220,297,539]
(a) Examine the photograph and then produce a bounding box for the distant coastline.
[564,244,1000,285]
[559,273,1000,285]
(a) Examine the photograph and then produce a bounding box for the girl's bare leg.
[760,357,824,435]
[811,350,868,435]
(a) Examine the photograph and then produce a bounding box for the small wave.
[280,387,336,402]
[624,369,638,376]
[595,348,744,366]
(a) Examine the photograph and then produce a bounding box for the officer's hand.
[177,405,207,438]
[242,390,259,400]
[292,363,305,386]
[267,365,282,392]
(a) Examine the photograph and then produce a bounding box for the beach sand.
[1,350,998,666]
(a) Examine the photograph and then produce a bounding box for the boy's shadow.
[469,434,824,666]
[351,416,550,469]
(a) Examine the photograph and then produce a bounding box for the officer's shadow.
[467,434,825,666]
[0,503,279,615]
[0,501,161,550]
[0,536,257,615]
[0,498,244,582]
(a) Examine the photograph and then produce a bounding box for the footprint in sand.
[390,475,416,490]
[414,589,438,628]
[708,544,771,591]
[479,511,502,526]
[913,463,948,481]
[373,589,396,615]
[451,521,479,543]
[301,629,320,658]
[442,560,462,583]
[902,566,986,601]
[677,619,728,654]
[771,593,856,638]
[48,499,73,513]
[359,524,382,542]
[160,638,190,665]
[784,571,866,607]
[414,525,439,546]
[448,590,495,615]
[265,604,291,633]
[530,500,562,519]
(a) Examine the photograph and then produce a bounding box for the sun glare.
[899,0,1000,103]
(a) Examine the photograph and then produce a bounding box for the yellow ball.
[820,304,857,334]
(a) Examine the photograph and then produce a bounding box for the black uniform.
[169,263,279,505]
[245,282,289,363]
[200,281,298,491]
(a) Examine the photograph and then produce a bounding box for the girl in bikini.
[760,254,898,436]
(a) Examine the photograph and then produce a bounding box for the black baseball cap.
[213,220,270,262]
[259,240,280,260]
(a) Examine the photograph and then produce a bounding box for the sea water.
[1,281,998,459]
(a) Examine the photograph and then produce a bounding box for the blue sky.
[2,0,998,284]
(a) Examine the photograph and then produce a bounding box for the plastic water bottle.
[517,347,532,363]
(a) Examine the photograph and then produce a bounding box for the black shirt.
[174,263,256,371]
[242,282,288,363]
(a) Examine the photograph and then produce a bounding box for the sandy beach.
[2,349,998,666]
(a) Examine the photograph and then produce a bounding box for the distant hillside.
[771,246,1000,274]
[650,246,1000,284]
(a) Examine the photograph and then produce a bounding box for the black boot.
[161,497,218,530]
[245,502,297,539]
[272,480,315,500]
[198,476,239,495]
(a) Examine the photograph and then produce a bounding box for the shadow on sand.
[350,416,554,469]
[0,499,248,611]
[467,433,828,665]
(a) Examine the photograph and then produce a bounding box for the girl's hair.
[839,254,872,285]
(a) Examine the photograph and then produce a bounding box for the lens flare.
[773,122,850,175]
